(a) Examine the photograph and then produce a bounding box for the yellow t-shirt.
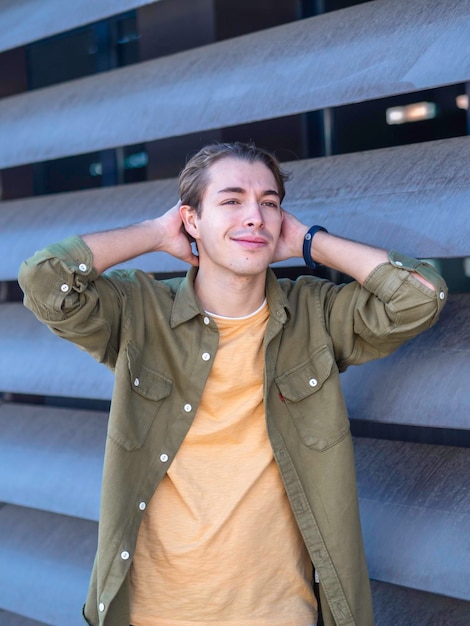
[130,301,317,626]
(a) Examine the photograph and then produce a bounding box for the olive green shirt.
[18,236,447,626]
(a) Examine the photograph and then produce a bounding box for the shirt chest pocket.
[109,342,173,451]
[275,345,350,451]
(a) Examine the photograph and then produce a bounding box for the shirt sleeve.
[18,235,128,368]
[325,251,448,371]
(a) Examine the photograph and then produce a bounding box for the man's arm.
[18,202,199,367]
[275,210,436,290]
[81,202,198,274]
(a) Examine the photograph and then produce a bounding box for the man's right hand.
[155,202,199,267]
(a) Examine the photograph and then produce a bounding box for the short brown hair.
[178,142,291,214]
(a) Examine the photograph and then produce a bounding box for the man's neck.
[194,268,268,318]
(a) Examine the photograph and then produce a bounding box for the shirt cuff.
[364,251,448,321]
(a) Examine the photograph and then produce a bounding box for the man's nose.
[243,201,264,227]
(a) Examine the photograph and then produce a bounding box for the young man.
[19,142,447,626]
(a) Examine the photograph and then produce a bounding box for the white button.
[78,263,87,272]
[203,316,210,325]
[184,404,192,412]
[160,453,169,463]
[98,602,105,612]
[439,291,445,300]
[395,261,403,267]
[309,378,318,387]
[202,352,211,361]
[139,501,146,511]
[60,283,69,292]
[121,550,130,560]
[134,377,140,387]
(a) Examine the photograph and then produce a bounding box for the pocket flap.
[126,342,173,401]
[276,345,333,402]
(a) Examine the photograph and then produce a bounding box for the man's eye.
[263,201,279,208]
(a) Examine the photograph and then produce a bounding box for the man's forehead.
[205,157,278,191]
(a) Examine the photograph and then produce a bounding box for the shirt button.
[139,502,146,511]
[395,260,403,267]
[134,378,140,387]
[60,283,69,292]
[203,316,210,325]
[120,551,130,560]
[202,352,211,361]
[439,291,445,300]
[98,602,105,612]
[78,263,87,272]
[184,404,192,412]
[160,453,169,463]
[309,378,318,387]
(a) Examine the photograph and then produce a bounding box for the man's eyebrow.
[217,187,280,197]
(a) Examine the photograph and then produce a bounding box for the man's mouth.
[231,233,270,249]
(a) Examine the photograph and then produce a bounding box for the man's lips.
[231,234,270,248]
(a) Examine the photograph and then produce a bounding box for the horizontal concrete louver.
[0,0,159,53]
[356,438,470,601]
[0,0,470,169]
[342,293,470,429]
[1,0,470,624]
[0,404,105,521]
[0,305,114,399]
[370,580,470,624]
[0,610,52,626]
[0,504,97,626]
[1,137,470,281]
[1,294,468,424]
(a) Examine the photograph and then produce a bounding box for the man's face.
[184,157,283,280]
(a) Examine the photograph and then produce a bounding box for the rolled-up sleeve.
[18,236,123,366]
[327,251,447,370]
[18,236,97,320]
[365,251,447,325]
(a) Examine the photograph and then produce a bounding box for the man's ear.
[180,204,199,241]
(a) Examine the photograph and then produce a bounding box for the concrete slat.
[0,293,467,429]
[0,611,50,626]
[371,580,470,626]
[1,0,469,168]
[342,294,470,430]
[0,0,158,54]
[0,505,96,625]
[355,437,470,600]
[0,304,114,400]
[0,403,106,520]
[2,136,469,281]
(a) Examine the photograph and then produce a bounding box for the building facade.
[0,1,469,624]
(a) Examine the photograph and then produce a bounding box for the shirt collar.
[170,266,291,328]
[265,268,291,325]
[170,266,205,328]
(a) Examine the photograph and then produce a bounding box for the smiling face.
[181,156,284,282]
